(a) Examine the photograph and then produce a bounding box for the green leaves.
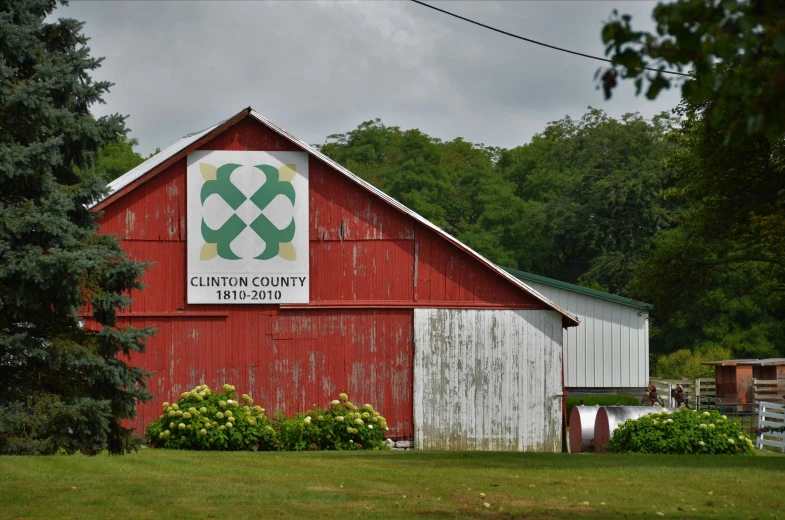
[606,408,756,455]
[145,386,391,452]
[600,1,785,143]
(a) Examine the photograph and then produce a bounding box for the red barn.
[86,108,578,451]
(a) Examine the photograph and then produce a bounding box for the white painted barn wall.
[522,281,649,389]
[413,309,563,452]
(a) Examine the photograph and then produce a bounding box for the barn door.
[413,308,562,452]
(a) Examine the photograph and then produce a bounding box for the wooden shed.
[503,267,651,393]
[85,107,579,451]
[703,358,785,404]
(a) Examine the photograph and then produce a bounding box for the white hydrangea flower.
[336,416,345,422]
[722,415,728,420]
[200,407,207,414]
[304,416,312,424]
[699,424,707,429]
[200,428,207,436]
[178,423,186,430]
[339,393,348,401]
[226,422,233,428]
[728,439,735,445]
[703,411,710,417]
[331,400,340,405]
[216,412,224,419]
[162,402,169,408]
[708,424,716,429]
[227,399,234,405]
[698,441,705,446]
[182,412,191,419]
[355,418,364,425]
[368,425,373,429]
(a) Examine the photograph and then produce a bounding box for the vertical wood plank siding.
[413,309,563,451]
[522,281,649,388]
[88,117,550,437]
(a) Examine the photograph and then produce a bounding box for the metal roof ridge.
[500,266,653,311]
[89,121,223,208]
[247,109,579,327]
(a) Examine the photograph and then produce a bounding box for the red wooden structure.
[85,109,575,439]
[703,359,785,404]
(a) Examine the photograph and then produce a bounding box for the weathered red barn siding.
[88,116,546,437]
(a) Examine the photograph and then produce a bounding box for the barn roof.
[702,358,785,367]
[91,107,579,327]
[501,267,653,311]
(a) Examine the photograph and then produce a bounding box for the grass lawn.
[1,450,784,519]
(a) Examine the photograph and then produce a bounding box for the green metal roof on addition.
[500,266,653,311]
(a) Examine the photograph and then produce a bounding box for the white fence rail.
[650,378,716,407]
[757,401,785,453]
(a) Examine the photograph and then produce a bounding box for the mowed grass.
[1,450,784,519]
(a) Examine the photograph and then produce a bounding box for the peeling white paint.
[414,309,563,452]
[124,208,136,234]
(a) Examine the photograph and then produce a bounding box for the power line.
[409,0,692,78]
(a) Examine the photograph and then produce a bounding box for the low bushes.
[145,385,390,451]
[605,408,755,455]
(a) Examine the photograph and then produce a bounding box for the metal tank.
[569,405,600,453]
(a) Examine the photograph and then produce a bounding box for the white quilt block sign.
[186,151,309,304]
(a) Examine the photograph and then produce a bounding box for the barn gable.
[94,108,577,324]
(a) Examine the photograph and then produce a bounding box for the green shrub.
[605,408,755,455]
[566,395,640,425]
[653,347,732,379]
[145,384,277,451]
[274,393,389,451]
[145,387,390,451]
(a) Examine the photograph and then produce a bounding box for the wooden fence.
[649,378,716,407]
[757,401,785,453]
[753,379,785,404]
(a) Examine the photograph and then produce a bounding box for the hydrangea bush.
[145,388,390,451]
[145,384,276,451]
[275,393,389,451]
[605,408,755,455]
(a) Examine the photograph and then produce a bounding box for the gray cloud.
[55,1,682,155]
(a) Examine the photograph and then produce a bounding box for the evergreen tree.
[0,0,153,454]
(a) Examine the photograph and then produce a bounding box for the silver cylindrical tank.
[569,405,600,453]
[594,406,676,453]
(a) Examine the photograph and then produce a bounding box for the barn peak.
[91,107,578,327]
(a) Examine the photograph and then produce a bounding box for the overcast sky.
[54,1,682,156]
